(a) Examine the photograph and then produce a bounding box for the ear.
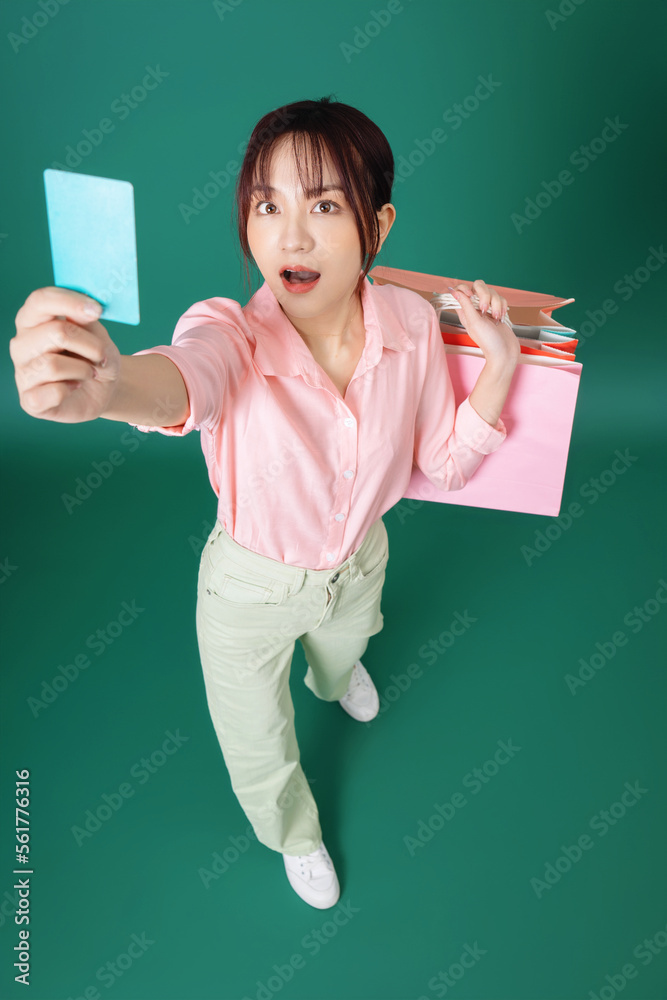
[377,203,396,248]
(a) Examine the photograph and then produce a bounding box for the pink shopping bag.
[369,266,582,517]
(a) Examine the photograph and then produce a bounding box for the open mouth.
[281,268,321,283]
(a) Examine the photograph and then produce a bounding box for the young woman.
[10,96,519,911]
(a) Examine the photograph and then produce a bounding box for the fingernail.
[84,300,102,318]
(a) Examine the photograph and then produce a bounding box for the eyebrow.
[250,184,345,199]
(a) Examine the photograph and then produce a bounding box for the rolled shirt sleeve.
[413,309,507,491]
[127,298,253,437]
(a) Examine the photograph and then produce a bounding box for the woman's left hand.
[450,279,520,369]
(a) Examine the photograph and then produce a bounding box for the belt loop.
[289,566,306,596]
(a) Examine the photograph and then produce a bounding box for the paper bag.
[369,266,582,517]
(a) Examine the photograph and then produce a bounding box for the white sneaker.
[338,660,380,722]
[283,841,340,909]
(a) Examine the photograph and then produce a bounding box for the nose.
[278,210,316,253]
[280,232,313,253]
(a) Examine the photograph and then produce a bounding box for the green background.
[2,0,666,998]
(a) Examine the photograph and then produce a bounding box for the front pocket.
[356,549,389,580]
[208,569,288,607]
[217,574,274,604]
[201,535,287,606]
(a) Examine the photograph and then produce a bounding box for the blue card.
[43,168,140,325]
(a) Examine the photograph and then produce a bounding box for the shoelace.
[341,664,368,700]
[290,846,333,882]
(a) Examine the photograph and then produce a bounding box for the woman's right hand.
[10,287,123,424]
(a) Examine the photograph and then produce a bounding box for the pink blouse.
[129,275,507,569]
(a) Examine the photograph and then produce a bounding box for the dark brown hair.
[233,95,394,298]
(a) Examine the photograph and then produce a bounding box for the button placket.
[323,406,357,567]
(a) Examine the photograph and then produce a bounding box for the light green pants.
[195,516,389,856]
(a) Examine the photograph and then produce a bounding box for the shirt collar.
[246,274,415,381]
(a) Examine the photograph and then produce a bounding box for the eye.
[313,200,340,214]
[253,201,277,215]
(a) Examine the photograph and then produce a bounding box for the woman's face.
[246,138,378,322]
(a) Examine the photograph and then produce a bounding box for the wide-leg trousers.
[195,516,389,856]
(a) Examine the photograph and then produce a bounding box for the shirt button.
[344,417,354,427]
[343,469,354,479]
[326,552,335,561]
[335,513,345,522]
